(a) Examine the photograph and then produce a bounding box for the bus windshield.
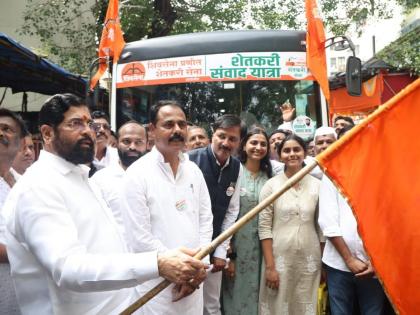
[117,80,320,135]
[115,30,325,139]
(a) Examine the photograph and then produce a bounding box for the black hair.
[276,133,307,156]
[38,93,86,129]
[188,125,209,138]
[149,100,184,125]
[0,108,28,138]
[334,115,355,126]
[240,120,248,140]
[239,127,273,178]
[337,124,354,139]
[117,120,148,142]
[91,110,110,123]
[212,114,242,132]
[269,128,292,140]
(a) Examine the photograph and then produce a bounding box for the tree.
[19,0,101,75]
[19,0,416,74]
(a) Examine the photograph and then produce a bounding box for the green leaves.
[377,25,420,74]
[19,0,415,75]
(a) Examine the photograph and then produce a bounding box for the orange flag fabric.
[90,0,125,90]
[316,78,420,315]
[305,0,330,101]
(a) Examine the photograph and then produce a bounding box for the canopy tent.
[0,33,86,97]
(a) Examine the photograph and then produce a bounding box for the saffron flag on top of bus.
[90,0,126,90]
[305,0,330,102]
[116,52,315,88]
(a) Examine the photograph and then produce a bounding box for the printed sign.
[292,115,316,140]
[116,52,314,88]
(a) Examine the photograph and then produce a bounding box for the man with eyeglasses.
[3,94,208,315]
[91,120,148,230]
[91,110,119,170]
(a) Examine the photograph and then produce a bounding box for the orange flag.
[90,0,125,90]
[305,0,330,101]
[316,78,420,314]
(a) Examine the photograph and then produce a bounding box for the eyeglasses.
[63,118,101,133]
[94,122,111,131]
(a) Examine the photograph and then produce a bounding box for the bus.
[111,29,329,140]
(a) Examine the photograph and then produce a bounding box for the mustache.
[76,136,94,147]
[219,144,231,152]
[168,133,185,142]
[96,131,107,137]
[0,137,9,146]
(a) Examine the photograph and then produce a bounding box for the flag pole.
[110,61,117,131]
[120,159,318,315]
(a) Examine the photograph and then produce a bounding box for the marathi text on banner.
[116,52,312,88]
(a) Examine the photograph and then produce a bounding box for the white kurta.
[121,147,213,315]
[90,162,126,230]
[318,175,368,272]
[93,146,119,170]
[4,150,159,315]
[0,169,19,245]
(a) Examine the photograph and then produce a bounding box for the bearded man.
[91,120,148,229]
[3,94,207,315]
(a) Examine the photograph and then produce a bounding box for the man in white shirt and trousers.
[91,120,148,230]
[318,126,386,315]
[188,114,243,315]
[3,94,208,315]
[0,108,28,315]
[121,100,214,315]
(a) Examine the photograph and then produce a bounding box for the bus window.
[117,79,320,135]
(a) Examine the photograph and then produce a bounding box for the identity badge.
[175,199,187,211]
[226,182,236,197]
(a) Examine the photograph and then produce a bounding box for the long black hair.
[239,127,272,178]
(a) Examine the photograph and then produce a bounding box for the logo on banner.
[122,62,146,82]
[292,115,316,140]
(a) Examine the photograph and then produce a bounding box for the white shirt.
[4,150,159,315]
[90,162,126,229]
[318,175,368,272]
[121,147,213,315]
[270,159,284,176]
[0,169,19,245]
[93,146,119,170]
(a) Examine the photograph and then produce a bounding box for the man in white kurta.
[91,121,148,230]
[4,94,208,315]
[121,101,213,315]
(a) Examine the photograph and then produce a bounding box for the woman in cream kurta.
[258,134,322,315]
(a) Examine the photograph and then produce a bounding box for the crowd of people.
[0,94,390,315]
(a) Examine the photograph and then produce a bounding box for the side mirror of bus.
[346,56,362,96]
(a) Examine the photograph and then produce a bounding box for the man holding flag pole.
[120,0,419,314]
